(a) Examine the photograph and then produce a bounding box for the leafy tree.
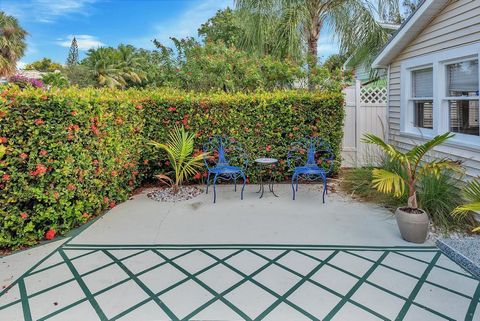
[66,37,79,66]
[198,8,243,46]
[0,12,27,77]
[24,58,62,72]
[235,0,399,87]
[41,72,69,88]
[63,65,96,87]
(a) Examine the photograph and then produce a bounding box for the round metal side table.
[255,158,279,198]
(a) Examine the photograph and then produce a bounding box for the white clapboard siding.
[388,0,480,177]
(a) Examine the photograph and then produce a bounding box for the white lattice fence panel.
[360,87,387,104]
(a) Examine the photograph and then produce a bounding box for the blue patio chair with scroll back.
[203,136,248,203]
[287,137,335,203]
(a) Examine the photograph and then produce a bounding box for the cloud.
[1,0,97,23]
[132,0,232,49]
[57,35,104,50]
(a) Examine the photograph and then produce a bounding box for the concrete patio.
[1,184,479,321]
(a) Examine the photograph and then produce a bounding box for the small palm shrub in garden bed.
[0,86,344,248]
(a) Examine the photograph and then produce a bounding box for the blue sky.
[1,0,339,68]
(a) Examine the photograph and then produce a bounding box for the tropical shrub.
[452,179,480,233]
[8,75,44,89]
[362,132,461,210]
[0,86,344,248]
[41,72,70,88]
[149,126,208,193]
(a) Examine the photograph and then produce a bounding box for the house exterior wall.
[388,0,480,176]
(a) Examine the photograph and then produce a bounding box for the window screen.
[412,68,433,98]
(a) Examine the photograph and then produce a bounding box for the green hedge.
[0,87,344,248]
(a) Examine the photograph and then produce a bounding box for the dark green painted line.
[58,249,108,321]
[294,249,454,320]
[152,249,252,321]
[40,249,195,321]
[28,249,97,276]
[345,250,474,300]
[256,250,339,320]
[103,250,179,321]
[108,249,242,321]
[178,250,248,321]
[323,251,390,321]
[64,243,437,250]
[393,250,476,280]
[0,248,151,312]
[465,283,480,321]
[395,252,441,321]
[0,239,69,298]
[18,279,32,321]
[201,249,320,321]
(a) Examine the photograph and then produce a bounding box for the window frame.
[400,43,480,147]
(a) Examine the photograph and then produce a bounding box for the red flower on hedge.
[0,137,6,143]
[35,119,44,125]
[82,213,90,219]
[103,197,109,204]
[168,107,176,112]
[2,174,10,181]
[19,153,28,159]
[266,145,272,152]
[71,110,78,116]
[30,164,47,177]
[20,212,28,219]
[67,184,76,191]
[53,191,60,200]
[111,170,118,177]
[91,125,100,136]
[109,201,116,209]
[45,229,55,240]
[193,172,201,180]
[135,105,143,110]
[39,149,48,156]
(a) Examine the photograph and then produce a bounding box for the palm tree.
[362,132,461,209]
[0,12,27,77]
[235,0,399,84]
[84,46,145,89]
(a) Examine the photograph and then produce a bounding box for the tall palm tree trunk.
[306,16,321,90]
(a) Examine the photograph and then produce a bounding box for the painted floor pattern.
[0,244,479,321]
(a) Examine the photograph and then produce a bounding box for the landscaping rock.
[147,186,203,202]
[436,236,480,279]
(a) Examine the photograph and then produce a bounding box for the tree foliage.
[0,12,27,77]
[66,37,79,66]
[198,8,243,46]
[24,58,62,72]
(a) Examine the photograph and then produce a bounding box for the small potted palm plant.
[363,132,461,243]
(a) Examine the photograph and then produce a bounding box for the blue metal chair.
[203,136,248,203]
[287,137,335,203]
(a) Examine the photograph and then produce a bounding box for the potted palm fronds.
[362,132,461,243]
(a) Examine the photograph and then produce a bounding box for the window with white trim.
[446,59,479,136]
[412,68,433,129]
[400,44,480,147]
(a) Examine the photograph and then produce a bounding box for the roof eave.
[372,0,450,69]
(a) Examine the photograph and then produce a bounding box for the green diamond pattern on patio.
[0,245,479,321]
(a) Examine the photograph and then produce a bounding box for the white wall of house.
[387,0,480,177]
